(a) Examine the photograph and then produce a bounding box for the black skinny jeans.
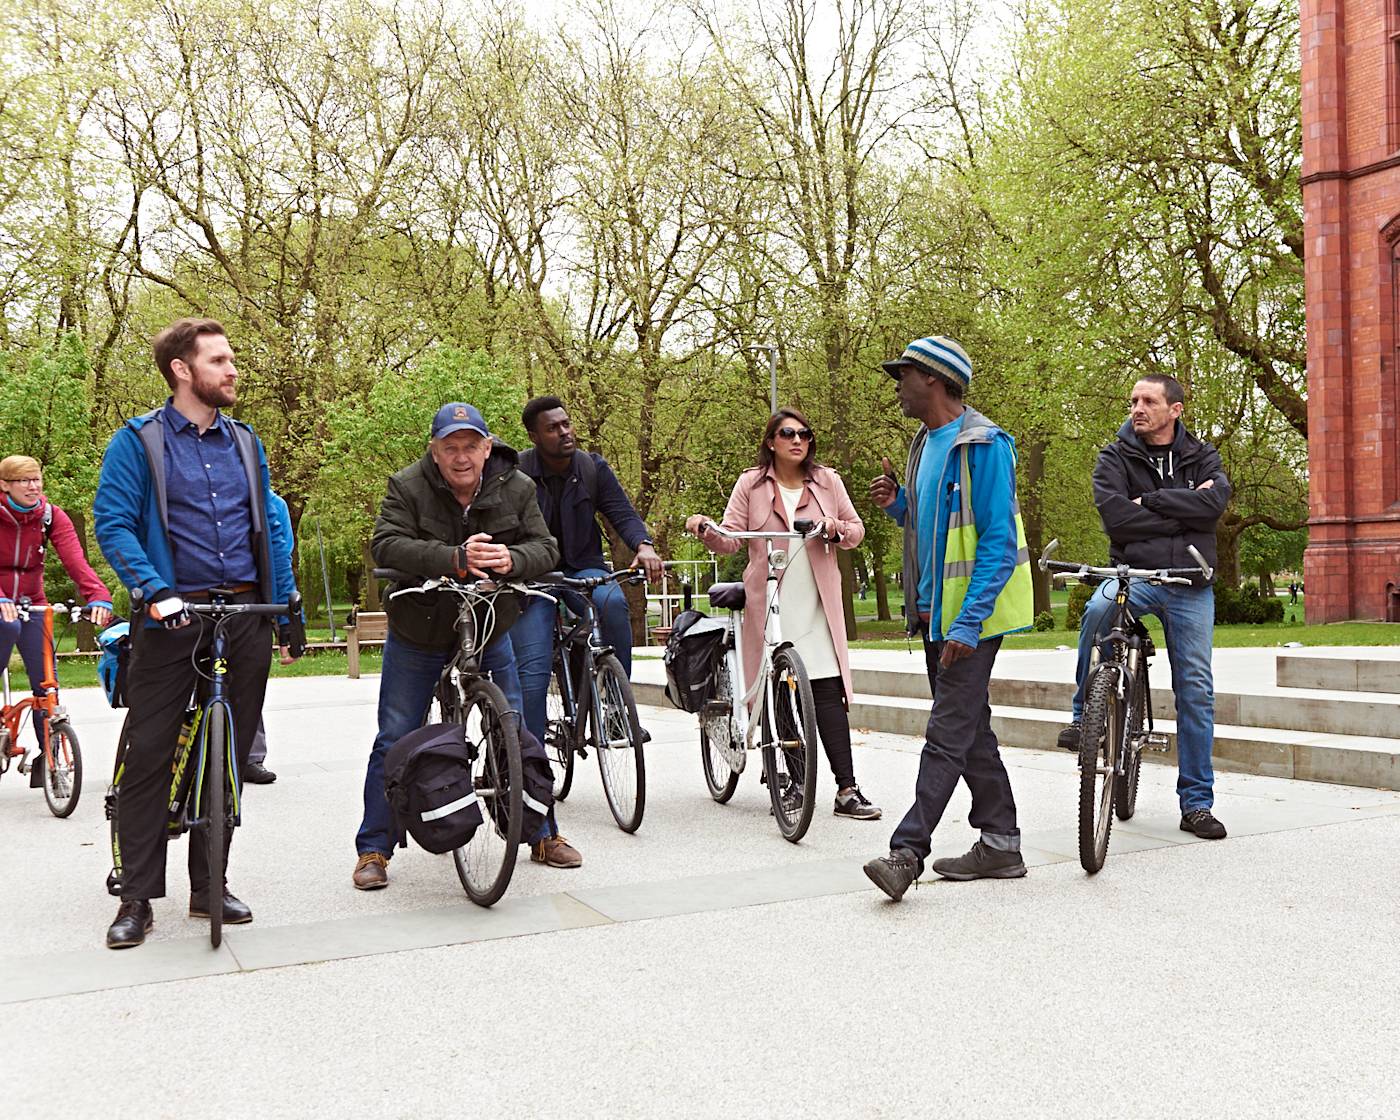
[810,675,857,790]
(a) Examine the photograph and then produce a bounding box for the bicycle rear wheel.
[1114,663,1148,821]
[545,653,575,801]
[761,647,818,843]
[449,678,523,907]
[43,719,82,818]
[592,653,646,833]
[1078,667,1121,873]
[700,654,740,803]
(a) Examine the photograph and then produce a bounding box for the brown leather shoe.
[531,835,583,868]
[353,852,389,890]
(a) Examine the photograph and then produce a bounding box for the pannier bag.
[97,621,131,708]
[383,722,485,854]
[662,609,729,713]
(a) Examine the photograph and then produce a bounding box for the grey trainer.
[863,848,920,901]
[931,840,1028,881]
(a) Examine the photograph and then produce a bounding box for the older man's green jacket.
[372,441,559,651]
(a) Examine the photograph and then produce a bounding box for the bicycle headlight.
[770,549,789,570]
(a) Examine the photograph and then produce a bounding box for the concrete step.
[629,661,1400,791]
[1276,650,1400,694]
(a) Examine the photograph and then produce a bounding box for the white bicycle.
[686,518,823,842]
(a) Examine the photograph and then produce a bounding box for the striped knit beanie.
[881,336,973,390]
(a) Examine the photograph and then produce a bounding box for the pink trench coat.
[697,464,865,705]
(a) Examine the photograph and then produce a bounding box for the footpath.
[2,654,1399,1116]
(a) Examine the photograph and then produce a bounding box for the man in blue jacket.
[509,396,662,751]
[862,336,1034,902]
[94,317,300,949]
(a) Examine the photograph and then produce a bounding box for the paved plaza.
[3,668,1399,1116]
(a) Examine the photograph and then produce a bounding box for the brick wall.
[1301,0,1400,622]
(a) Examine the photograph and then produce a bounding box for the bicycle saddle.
[707,582,746,610]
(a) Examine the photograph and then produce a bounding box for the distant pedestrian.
[862,336,1034,902]
[1288,581,1298,605]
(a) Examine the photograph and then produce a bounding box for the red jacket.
[0,497,112,606]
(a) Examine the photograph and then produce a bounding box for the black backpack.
[662,609,730,713]
[383,723,485,854]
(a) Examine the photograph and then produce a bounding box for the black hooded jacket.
[1091,419,1231,586]
[372,440,559,651]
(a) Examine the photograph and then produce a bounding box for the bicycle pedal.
[1144,732,1170,752]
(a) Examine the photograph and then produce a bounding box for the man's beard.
[191,375,235,409]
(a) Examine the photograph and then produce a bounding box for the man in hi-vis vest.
[862,335,1034,902]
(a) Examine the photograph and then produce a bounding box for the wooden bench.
[345,611,388,679]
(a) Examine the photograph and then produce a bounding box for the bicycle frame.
[0,602,76,769]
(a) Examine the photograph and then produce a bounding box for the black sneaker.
[834,788,882,820]
[863,848,920,901]
[1057,722,1082,751]
[930,840,1028,881]
[1180,809,1227,840]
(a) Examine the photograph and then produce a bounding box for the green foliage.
[1033,610,1055,631]
[1214,583,1285,625]
[1065,583,1095,630]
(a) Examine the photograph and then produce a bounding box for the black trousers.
[810,676,857,790]
[116,597,272,900]
[890,635,1019,865]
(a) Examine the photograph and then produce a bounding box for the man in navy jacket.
[509,396,662,750]
[94,317,299,949]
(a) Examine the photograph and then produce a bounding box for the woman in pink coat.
[685,409,881,821]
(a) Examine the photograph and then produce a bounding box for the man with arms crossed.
[1058,374,1230,840]
[862,336,1034,903]
[509,396,662,753]
[95,318,300,948]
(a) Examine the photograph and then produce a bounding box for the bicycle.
[104,588,298,947]
[0,599,89,818]
[1038,539,1212,872]
[374,569,540,907]
[685,517,822,842]
[533,568,647,833]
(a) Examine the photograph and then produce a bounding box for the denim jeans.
[510,566,632,746]
[1071,579,1216,813]
[0,613,49,739]
[889,635,1019,869]
[356,631,551,857]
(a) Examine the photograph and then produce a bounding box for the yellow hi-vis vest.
[941,445,1034,639]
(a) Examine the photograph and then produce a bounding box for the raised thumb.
[881,456,894,476]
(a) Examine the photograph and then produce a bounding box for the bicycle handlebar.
[11,599,86,621]
[1037,538,1214,585]
[690,517,826,542]
[184,602,292,617]
[373,568,542,603]
[529,569,646,592]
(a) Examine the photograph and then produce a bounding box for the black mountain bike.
[105,589,299,947]
[532,569,647,833]
[375,570,534,907]
[1039,539,1211,873]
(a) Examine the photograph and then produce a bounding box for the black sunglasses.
[776,426,814,442]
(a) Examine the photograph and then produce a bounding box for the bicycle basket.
[97,621,131,709]
[663,609,729,713]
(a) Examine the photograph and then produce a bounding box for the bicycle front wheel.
[450,678,523,907]
[106,717,130,895]
[43,719,82,819]
[1114,663,1148,821]
[761,647,818,843]
[203,701,235,947]
[592,653,646,833]
[1078,667,1121,873]
[545,653,575,801]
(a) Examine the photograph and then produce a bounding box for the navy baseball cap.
[431,402,491,440]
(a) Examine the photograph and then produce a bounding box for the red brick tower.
[1301,1,1400,622]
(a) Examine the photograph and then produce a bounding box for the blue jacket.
[885,407,1023,646]
[517,449,651,572]
[94,406,296,619]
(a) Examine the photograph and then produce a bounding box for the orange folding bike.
[0,599,86,817]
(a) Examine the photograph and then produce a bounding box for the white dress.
[775,483,840,681]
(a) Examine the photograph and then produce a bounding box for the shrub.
[1033,610,1055,631]
[1214,582,1284,625]
[1065,583,1095,630]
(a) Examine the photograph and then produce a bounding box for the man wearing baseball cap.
[351,401,571,891]
[863,336,1034,902]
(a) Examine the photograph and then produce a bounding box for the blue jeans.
[1,613,50,740]
[356,631,551,856]
[1071,579,1216,813]
[510,567,632,746]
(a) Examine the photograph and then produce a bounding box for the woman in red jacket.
[1,456,113,722]
[685,409,881,821]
